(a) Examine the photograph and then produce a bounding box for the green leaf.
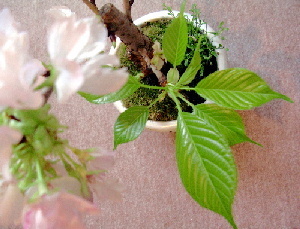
[196,68,293,110]
[162,13,188,66]
[176,112,237,229]
[114,106,149,149]
[167,68,180,85]
[177,38,202,86]
[78,76,140,104]
[194,104,258,146]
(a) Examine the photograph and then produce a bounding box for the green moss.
[122,77,191,121]
[116,43,140,76]
[118,17,219,121]
[140,19,171,43]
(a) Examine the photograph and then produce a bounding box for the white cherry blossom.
[47,7,128,102]
[0,8,45,110]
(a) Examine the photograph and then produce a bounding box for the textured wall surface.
[0,0,299,228]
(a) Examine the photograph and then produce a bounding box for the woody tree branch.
[100,3,154,72]
[81,0,100,16]
[123,0,134,22]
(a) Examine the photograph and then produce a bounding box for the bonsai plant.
[79,0,293,228]
[0,0,293,228]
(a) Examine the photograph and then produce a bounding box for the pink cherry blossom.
[23,192,100,229]
[0,8,45,110]
[49,148,124,202]
[0,183,25,227]
[0,126,22,181]
[47,7,128,102]
[87,149,124,202]
[0,126,24,227]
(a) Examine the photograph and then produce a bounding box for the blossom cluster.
[0,7,127,229]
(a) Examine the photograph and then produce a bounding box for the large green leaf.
[177,38,202,86]
[176,112,237,229]
[195,68,293,110]
[114,106,149,149]
[194,104,257,146]
[162,13,188,66]
[78,76,140,104]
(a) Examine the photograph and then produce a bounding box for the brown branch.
[123,0,134,22]
[100,3,153,72]
[81,0,100,16]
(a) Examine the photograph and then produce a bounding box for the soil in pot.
[117,17,219,121]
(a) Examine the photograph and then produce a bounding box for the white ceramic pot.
[111,11,228,132]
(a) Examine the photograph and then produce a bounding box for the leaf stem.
[139,84,165,90]
[178,86,196,91]
[168,90,182,113]
[148,91,167,108]
[176,92,195,109]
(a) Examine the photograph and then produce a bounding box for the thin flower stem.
[61,150,82,168]
[35,158,48,196]
[60,151,91,198]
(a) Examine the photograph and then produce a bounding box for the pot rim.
[111,11,227,132]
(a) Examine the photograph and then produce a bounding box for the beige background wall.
[0,0,299,228]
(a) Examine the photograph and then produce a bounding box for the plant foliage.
[176,112,237,229]
[162,12,188,66]
[78,76,140,104]
[196,68,292,110]
[114,106,149,149]
[81,3,293,228]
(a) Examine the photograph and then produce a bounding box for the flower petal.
[48,18,90,61]
[0,183,24,227]
[23,192,99,229]
[80,55,128,95]
[81,68,128,95]
[91,178,124,202]
[47,6,74,20]
[55,59,84,102]
[0,126,22,181]
[0,8,19,35]
[76,18,108,61]
[0,10,44,110]
[21,59,46,87]
[88,148,115,172]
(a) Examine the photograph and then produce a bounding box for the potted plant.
[79,1,293,228]
[111,9,228,132]
[0,0,293,228]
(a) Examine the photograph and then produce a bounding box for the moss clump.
[118,17,219,121]
[122,76,191,121]
[116,43,140,76]
[140,19,171,43]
